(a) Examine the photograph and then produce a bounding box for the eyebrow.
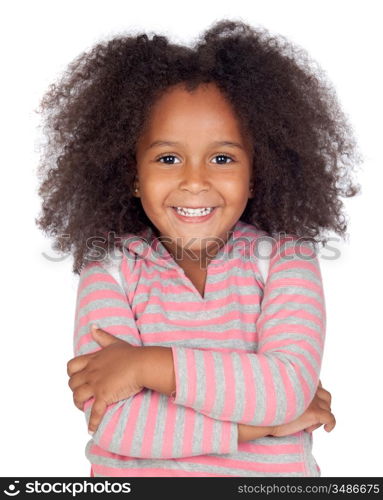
[146,140,245,151]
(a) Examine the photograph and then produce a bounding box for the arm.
[159,236,326,427]
[137,347,275,442]
[73,259,239,458]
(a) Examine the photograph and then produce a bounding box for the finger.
[91,325,120,348]
[305,423,322,433]
[324,414,336,432]
[73,384,94,411]
[321,409,336,432]
[317,388,332,405]
[317,399,332,412]
[88,397,108,433]
[68,371,88,392]
[67,355,92,377]
[318,379,322,388]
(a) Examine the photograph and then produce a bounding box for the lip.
[170,206,217,209]
[170,206,218,223]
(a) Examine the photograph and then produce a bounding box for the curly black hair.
[35,19,362,275]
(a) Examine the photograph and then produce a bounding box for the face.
[134,82,254,264]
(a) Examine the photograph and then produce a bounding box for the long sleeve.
[170,236,326,427]
[73,260,238,458]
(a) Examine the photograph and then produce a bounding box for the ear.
[132,177,140,198]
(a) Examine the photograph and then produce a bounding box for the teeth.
[175,207,214,216]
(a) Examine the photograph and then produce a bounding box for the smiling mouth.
[170,206,218,221]
[170,206,216,213]
[170,206,217,209]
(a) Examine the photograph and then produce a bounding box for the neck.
[160,234,231,271]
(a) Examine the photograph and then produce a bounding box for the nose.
[179,163,211,194]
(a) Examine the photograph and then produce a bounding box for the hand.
[67,325,144,433]
[271,379,336,437]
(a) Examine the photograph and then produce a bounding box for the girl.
[36,19,360,477]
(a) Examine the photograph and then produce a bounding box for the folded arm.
[164,236,326,427]
[72,258,239,459]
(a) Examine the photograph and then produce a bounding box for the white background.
[0,0,381,477]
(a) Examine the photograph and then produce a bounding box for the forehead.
[140,82,246,142]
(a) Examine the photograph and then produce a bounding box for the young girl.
[36,19,360,477]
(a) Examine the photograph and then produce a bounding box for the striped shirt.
[73,219,326,477]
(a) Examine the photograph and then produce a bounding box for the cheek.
[140,182,170,214]
[221,179,249,199]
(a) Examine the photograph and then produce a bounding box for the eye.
[212,154,235,165]
[156,153,235,165]
[157,155,180,165]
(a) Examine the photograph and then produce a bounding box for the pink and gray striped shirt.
[73,219,326,477]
